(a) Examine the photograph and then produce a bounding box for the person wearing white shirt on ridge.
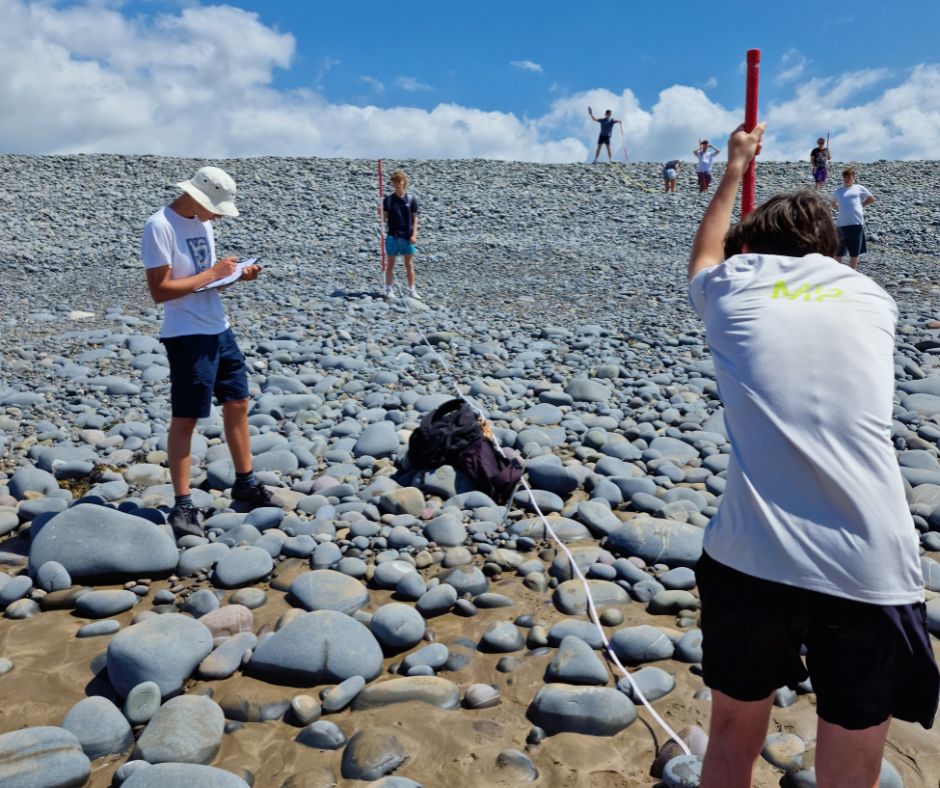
[694,140,720,193]
[688,123,937,788]
[831,166,875,270]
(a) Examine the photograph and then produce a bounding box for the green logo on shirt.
[771,281,844,302]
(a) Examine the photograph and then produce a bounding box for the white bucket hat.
[176,166,239,217]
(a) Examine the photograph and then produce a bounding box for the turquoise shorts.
[385,236,415,256]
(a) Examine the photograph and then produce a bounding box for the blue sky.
[5,0,940,161]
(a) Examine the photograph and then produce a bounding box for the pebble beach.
[1,154,939,788]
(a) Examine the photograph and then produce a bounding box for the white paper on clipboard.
[195,258,259,292]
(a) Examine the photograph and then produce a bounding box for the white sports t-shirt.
[689,252,923,605]
[141,207,229,339]
[697,150,716,172]
[832,184,873,227]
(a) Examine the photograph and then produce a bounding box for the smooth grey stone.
[289,570,369,614]
[370,603,426,650]
[578,500,623,537]
[373,560,416,588]
[617,666,675,702]
[0,727,90,788]
[132,694,224,765]
[631,578,666,603]
[18,497,69,521]
[396,571,426,600]
[400,643,449,672]
[553,579,628,615]
[415,582,458,618]
[199,631,258,680]
[474,593,515,608]
[531,685,637,736]
[281,535,315,558]
[438,565,489,596]
[353,421,399,459]
[761,732,805,769]
[125,681,162,725]
[296,720,348,750]
[77,619,121,638]
[341,729,403,781]
[152,590,175,605]
[675,630,704,663]
[5,598,40,619]
[29,504,178,581]
[465,684,500,709]
[565,379,611,403]
[508,515,590,541]
[0,576,33,607]
[607,518,703,569]
[497,749,539,781]
[352,676,461,711]
[610,625,675,665]
[547,636,609,685]
[249,610,384,684]
[107,614,214,697]
[774,686,798,708]
[9,466,60,499]
[289,695,321,727]
[322,676,366,712]
[337,557,368,578]
[121,763,250,788]
[424,514,466,547]
[180,589,221,618]
[480,620,525,653]
[230,588,267,610]
[61,696,133,760]
[75,590,137,618]
[663,754,704,788]
[648,590,699,616]
[527,463,581,496]
[548,619,604,649]
[660,567,697,591]
[112,761,151,787]
[212,546,273,588]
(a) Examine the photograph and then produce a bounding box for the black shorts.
[697,550,939,730]
[162,328,250,419]
[836,223,867,257]
[598,135,611,145]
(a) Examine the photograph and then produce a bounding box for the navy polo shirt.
[383,193,420,239]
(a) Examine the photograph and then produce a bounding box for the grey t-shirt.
[833,184,872,227]
[689,252,923,605]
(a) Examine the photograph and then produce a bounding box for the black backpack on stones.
[407,399,523,506]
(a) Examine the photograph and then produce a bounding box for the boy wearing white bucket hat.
[141,166,280,538]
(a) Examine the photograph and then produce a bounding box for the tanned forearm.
[688,162,746,282]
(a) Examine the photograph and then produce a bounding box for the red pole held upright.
[742,49,761,216]
[378,159,386,272]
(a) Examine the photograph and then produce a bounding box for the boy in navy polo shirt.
[381,170,420,300]
[589,109,621,163]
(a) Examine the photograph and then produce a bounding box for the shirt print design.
[186,238,210,273]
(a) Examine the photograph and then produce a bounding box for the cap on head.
[176,167,238,217]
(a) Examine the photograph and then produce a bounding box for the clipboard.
[195,257,262,292]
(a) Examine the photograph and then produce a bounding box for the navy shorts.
[697,550,939,730]
[837,223,867,257]
[598,135,611,145]
[698,171,713,187]
[162,328,250,419]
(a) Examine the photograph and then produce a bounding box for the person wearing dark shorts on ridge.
[811,137,831,191]
[694,140,719,193]
[831,166,874,271]
[381,169,420,300]
[688,122,937,788]
[589,108,620,163]
[141,167,282,538]
[663,159,681,193]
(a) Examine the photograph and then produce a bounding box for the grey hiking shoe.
[231,482,283,509]
[168,504,202,539]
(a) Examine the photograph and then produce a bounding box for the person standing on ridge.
[688,123,937,788]
[589,108,621,163]
[140,166,281,539]
[382,169,420,300]
[811,137,831,191]
[663,159,681,193]
[831,166,874,270]
[694,140,720,193]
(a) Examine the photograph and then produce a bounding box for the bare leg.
[700,689,774,788]
[403,254,416,288]
[594,143,602,159]
[814,717,890,788]
[849,256,859,270]
[664,180,669,194]
[670,179,677,193]
[168,417,198,497]
[222,398,251,475]
[385,255,397,286]
[605,144,613,161]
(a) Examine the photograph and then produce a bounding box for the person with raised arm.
[694,140,720,193]
[688,124,937,788]
[589,108,621,163]
[141,167,281,538]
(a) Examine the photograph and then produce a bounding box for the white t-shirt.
[141,207,229,338]
[689,252,923,605]
[697,151,716,172]
[832,184,872,227]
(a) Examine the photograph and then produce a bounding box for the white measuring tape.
[341,159,691,754]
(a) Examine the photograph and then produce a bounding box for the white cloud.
[396,76,433,91]
[361,76,384,92]
[703,77,718,89]
[775,49,807,84]
[2,0,940,163]
[511,60,543,73]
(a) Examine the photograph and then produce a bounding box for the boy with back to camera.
[141,166,282,538]
[688,123,938,788]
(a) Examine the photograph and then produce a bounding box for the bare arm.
[145,257,238,304]
[411,213,418,242]
[687,122,766,283]
[862,196,875,207]
[831,200,839,209]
